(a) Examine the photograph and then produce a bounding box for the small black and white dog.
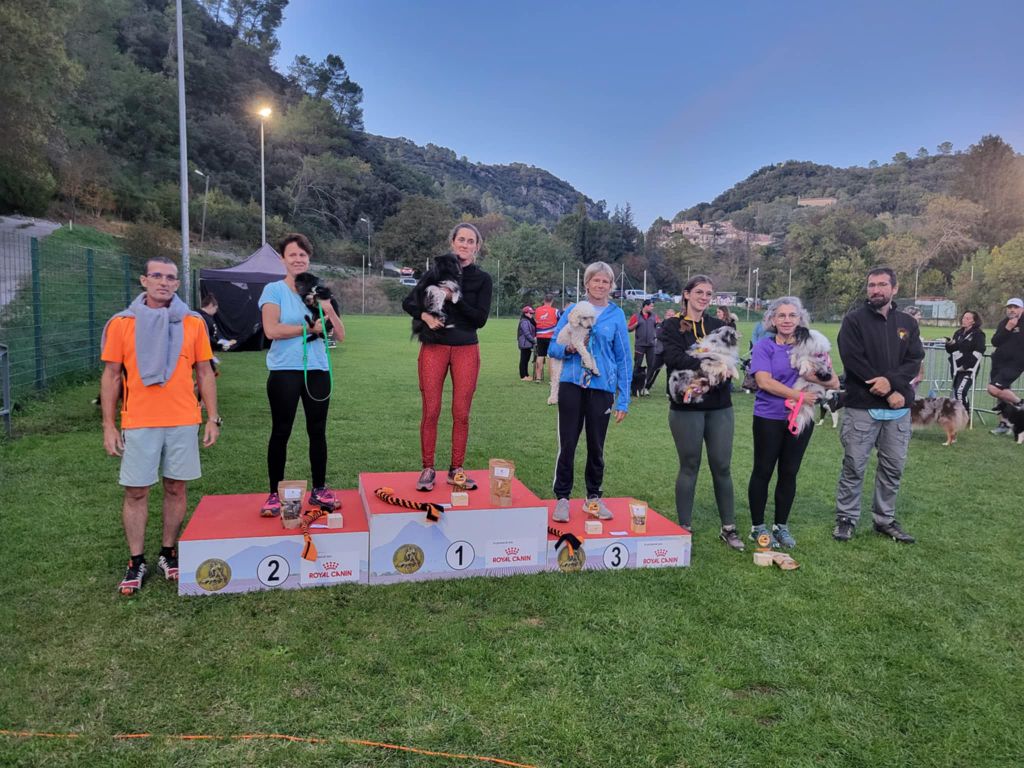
[410,253,463,338]
[995,401,1024,444]
[294,272,339,340]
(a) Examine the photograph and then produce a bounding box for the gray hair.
[763,296,811,332]
[583,261,616,292]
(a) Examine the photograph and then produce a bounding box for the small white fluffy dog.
[787,328,834,435]
[548,302,599,405]
[667,326,740,404]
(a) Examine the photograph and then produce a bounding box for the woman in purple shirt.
[747,297,839,549]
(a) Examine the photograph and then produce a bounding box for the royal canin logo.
[642,545,680,566]
[308,560,354,579]
[491,545,533,564]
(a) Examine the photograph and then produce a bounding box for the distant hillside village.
[661,197,837,251]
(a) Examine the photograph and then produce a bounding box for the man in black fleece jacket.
[833,268,924,544]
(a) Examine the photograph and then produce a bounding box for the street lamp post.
[174,0,191,303]
[358,216,371,314]
[257,106,272,245]
[752,267,760,312]
[193,169,209,253]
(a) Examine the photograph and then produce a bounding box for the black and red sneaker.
[118,560,148,596]
[156,551,179,580]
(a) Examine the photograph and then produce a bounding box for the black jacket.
[838,301,924,409]
[991,318,1024,371]
[944,327,986,372]
[401,258,492,346]
[661,314,732,411]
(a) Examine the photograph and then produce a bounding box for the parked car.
[399,267,414,276]
[399,277,418,287]
[624,289,652,301]
[651,290,672,302]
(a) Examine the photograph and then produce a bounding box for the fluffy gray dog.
[787,328,834,435]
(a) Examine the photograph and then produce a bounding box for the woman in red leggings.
[402,223,493,491]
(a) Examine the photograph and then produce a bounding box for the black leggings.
[952,369,974,409]
[553,384,614,499]
[748,415,812,527]
[519,348,533,378]
[267,370,331,493]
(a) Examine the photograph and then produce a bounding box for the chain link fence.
[0,232,148,429]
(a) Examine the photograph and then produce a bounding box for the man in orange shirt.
[533,293,560,383]
[101,257,221,595]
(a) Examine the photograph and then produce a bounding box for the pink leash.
[785,392,806,435]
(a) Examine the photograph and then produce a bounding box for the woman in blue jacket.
[549,261,632,522]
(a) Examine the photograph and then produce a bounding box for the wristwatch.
[211,416,223,427]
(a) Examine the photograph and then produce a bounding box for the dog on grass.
[294,272,340,340]
[816,386,846,428]
[995,401,1024,444]
[910,397,969,446]
[410,254,463,339]
[787,328,835,436]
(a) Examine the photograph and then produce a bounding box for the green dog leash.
[301,302,334,402]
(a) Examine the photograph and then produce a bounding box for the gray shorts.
[119,425,201,487]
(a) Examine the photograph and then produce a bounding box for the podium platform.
[178,490,369,595]
[545,498,691,572]
[359,471,548,584]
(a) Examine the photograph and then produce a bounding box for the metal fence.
[0,232,148,413]
[919,341,1022,428]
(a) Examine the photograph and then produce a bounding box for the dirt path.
[0,216,62,308]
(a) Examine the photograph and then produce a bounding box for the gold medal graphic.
[393,544,424,574]
[557,545,586,572]
[196,558,231,591]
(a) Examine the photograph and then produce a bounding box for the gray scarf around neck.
[102,293,198,386]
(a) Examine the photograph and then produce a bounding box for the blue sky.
[276,0,1024,228]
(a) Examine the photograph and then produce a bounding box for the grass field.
[2,316,1021,767]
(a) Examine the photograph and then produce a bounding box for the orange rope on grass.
[1,728,540,767]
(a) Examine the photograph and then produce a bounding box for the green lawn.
[1,316,1020,767]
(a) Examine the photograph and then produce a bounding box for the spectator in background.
[646,308,676,392]
[945,310,985,409]
[628,299,660,396]
[988,298,1024,435]
[517,306,536,380]
[533,293,559,383]
[716,305,738,329]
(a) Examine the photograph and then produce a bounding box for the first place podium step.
[359,471,549,585]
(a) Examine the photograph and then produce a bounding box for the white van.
[624,289,650,301]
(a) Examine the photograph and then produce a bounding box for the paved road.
[0,216,62,308]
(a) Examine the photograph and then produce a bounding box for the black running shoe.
[156,551,179,581]
[119,560,148,596]
[833,516,856,542]
[873,520,916,544]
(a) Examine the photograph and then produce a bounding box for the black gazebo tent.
[199,243,285,351]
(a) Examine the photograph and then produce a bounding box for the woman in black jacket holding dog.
[402,223,493,492]
[258,233,345,516]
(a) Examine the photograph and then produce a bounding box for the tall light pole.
[752,267,760,311]
[358,215,371,314]
[174,0,191,302]
[193,169,209,253]
[257,106,272,245]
